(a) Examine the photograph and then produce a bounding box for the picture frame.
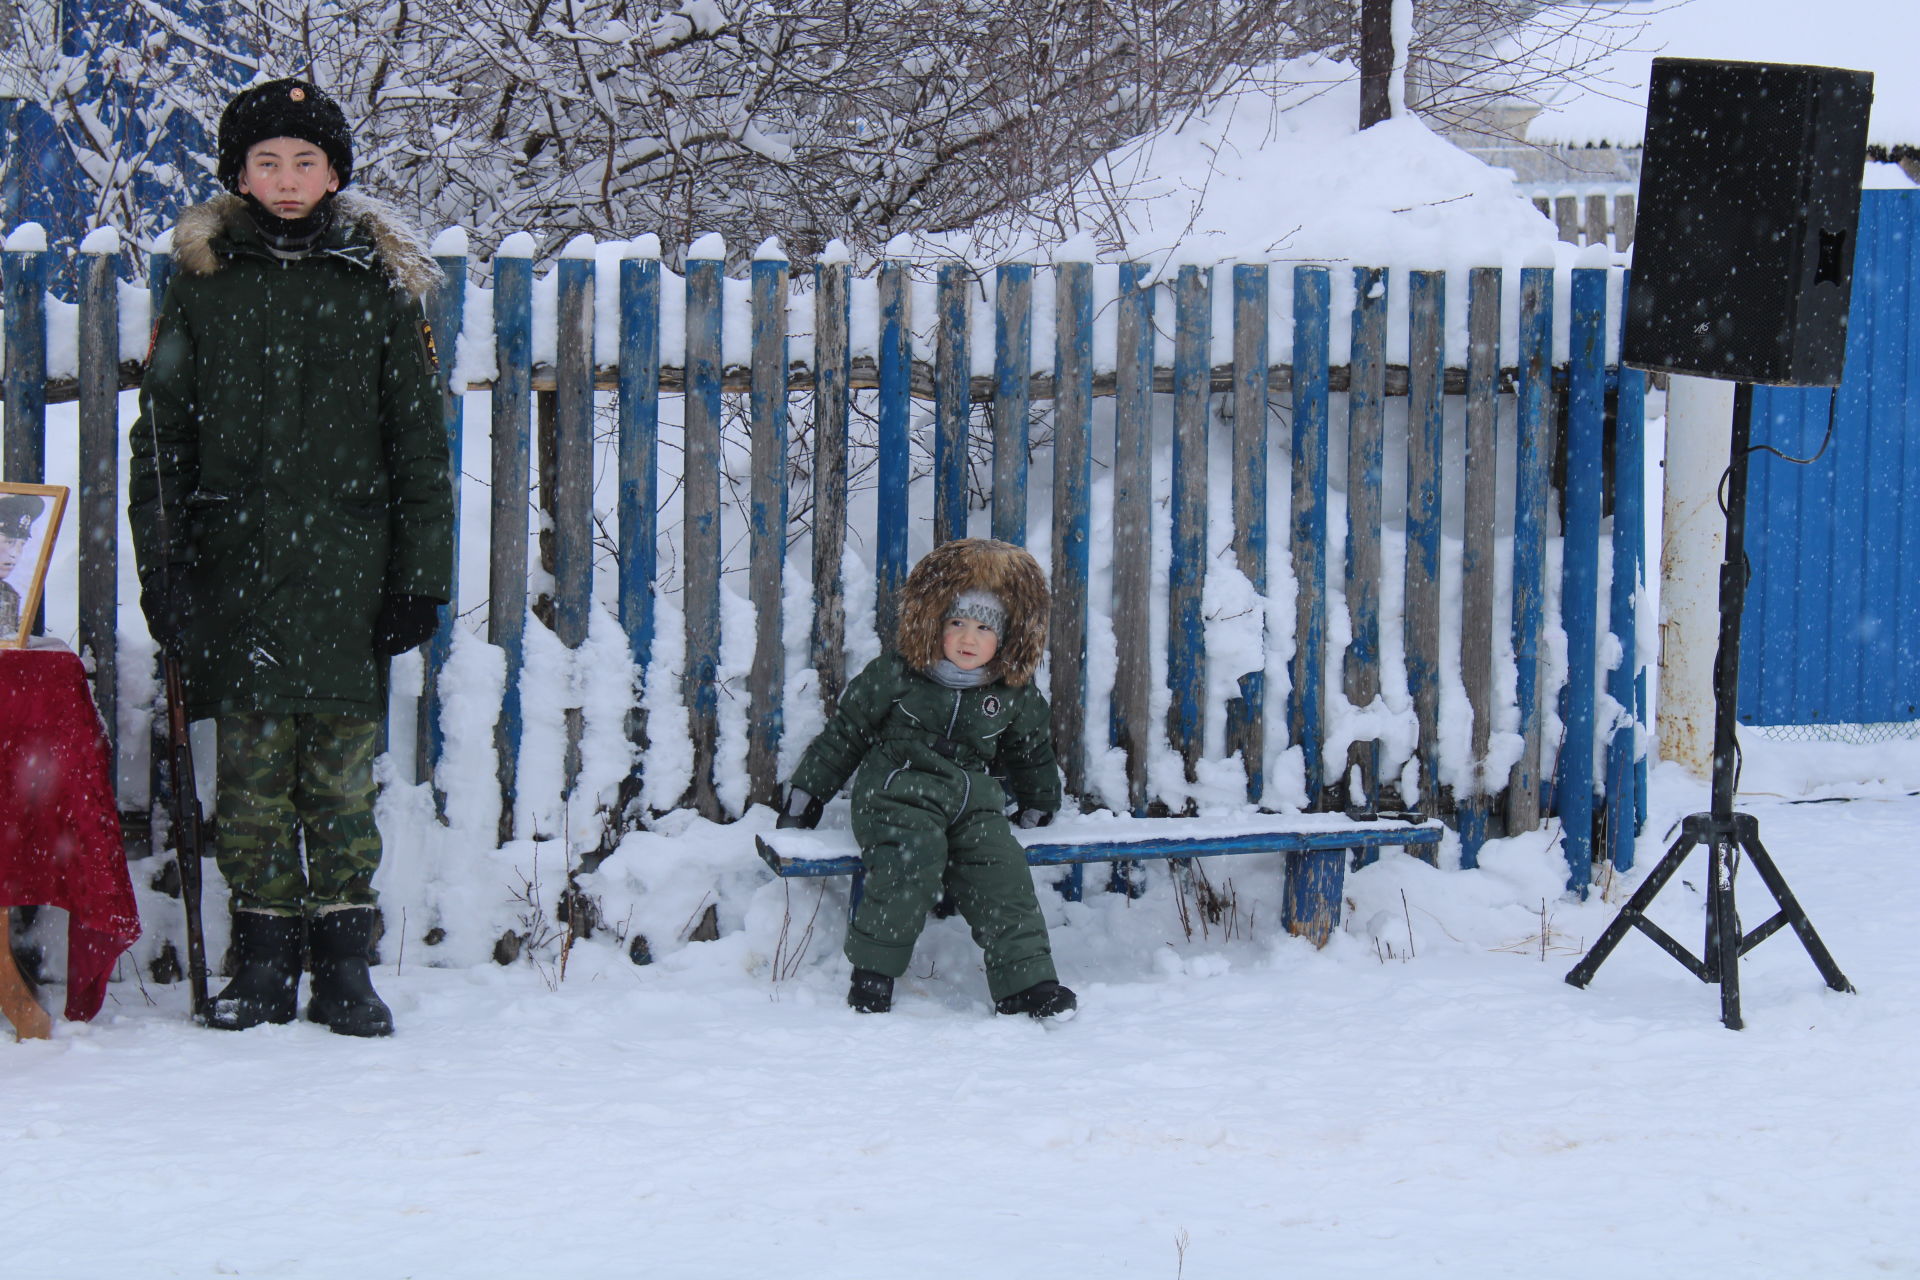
[0,482,67,649]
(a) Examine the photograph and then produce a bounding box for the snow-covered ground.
[7,734,1916,1278]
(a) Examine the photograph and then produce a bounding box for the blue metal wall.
[1744,189,1920,725]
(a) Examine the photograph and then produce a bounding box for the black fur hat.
[0,493,44,540]
[217,78,354,192]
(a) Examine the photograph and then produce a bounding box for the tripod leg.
[1708,840,1743,1030]
[1741,833,1855,994]
[1565,830,1700,988]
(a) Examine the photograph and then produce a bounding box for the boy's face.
[0,535,24,582]
[942,616,999,672]
[237,137,338,220]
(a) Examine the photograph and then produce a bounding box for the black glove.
[1016,808,1052,830]
[372,593,444,656]
[776,787,825,830]
[139,571,193,656]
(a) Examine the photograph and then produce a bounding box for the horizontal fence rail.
[2,233,1649,894]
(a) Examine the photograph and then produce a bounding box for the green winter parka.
[129,192,453,720]
[790,652,1062,826]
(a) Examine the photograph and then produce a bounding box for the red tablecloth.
[0,645,141,1021]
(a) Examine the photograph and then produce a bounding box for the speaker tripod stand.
[1565,384,1854,1029]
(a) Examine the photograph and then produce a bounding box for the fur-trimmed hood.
[897,539,1049,686]
[170,191,442,300]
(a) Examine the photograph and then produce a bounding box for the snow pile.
[1038,63,1567,275]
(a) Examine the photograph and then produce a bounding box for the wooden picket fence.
[1,235,1650,894]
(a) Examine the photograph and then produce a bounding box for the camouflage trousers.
[216,713,383,912]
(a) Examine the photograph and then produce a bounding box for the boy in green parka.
[779,539,1076,1019]
[129,79,453,1037]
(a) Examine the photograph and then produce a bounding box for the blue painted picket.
[1457,266,1502,867]
[875,262,912,645]
[1405,270,1444,818]
[618,253,662,724]
[1509,267,1555,835]
[1608,271,1648,874]
[682,251,724,819]
[418,247,468,804]
[0,233,1657,900]
[2,245,47,485]
[1167,264,1210,779]
[488,252,532,842]
[1341,266,1385,811]
[992,262,1032,546]
[934,264,971,545]
[1050,260,1094,800]
[1558,267,1608,895]
[1110,262,1156,821]
[747,250,790,806]
[1290,267,1331,805]
[553,254,595,655]
[1229,263,1269,802]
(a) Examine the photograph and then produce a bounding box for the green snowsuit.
[790,653,1062,999]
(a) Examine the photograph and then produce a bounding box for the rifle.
[142,335,211,1022]
[160,648,210,1021]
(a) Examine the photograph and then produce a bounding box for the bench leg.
[1105,859,1145,898]
[1053,864,1084,903]
[1283,847,1348,948]
[1458,797,1491,869]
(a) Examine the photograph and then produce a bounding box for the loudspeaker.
[1623,57,1873,387]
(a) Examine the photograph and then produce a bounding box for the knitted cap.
[0,493,44,540]
[947,588,1005,633]
[218,78,354,192]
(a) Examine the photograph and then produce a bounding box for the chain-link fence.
[1749,721,1920,744]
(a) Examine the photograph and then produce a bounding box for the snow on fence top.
[2,230,1625,385]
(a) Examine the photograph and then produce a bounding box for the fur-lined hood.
[897,539,1050,686]
[170,191,442,300]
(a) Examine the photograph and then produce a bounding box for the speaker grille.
[1623,58,1872,387]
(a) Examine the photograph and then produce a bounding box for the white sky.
[1523,0,1920,146]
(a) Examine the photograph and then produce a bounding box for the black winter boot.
[994,980,1077,1020]
[306,907,393,1038]
[847,968,894,1014]
[207,910,303,1031]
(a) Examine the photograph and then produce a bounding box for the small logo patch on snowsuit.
[981,694,1002,718]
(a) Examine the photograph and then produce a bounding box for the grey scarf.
[925,659,991,689]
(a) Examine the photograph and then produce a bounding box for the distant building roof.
[1521,0,1918,148]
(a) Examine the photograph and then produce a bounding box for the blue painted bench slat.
[756,815,1444,947]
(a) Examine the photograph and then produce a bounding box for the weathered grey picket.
[0,238,1651,898]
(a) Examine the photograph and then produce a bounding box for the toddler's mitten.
[777,787,825,830]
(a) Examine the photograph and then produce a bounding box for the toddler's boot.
[848,967,893,1014]
[995,980,1077,1020]
[306,906,393,1038]
[207,909,303,1031]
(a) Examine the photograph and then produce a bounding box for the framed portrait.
[0,482,67,649]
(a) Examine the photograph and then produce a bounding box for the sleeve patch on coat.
[418,317,441,375]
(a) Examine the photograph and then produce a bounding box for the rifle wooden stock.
[163,655,209,1020]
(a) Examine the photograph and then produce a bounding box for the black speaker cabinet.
[1623,57,1873,387]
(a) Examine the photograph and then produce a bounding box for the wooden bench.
[756,812,1445,946]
